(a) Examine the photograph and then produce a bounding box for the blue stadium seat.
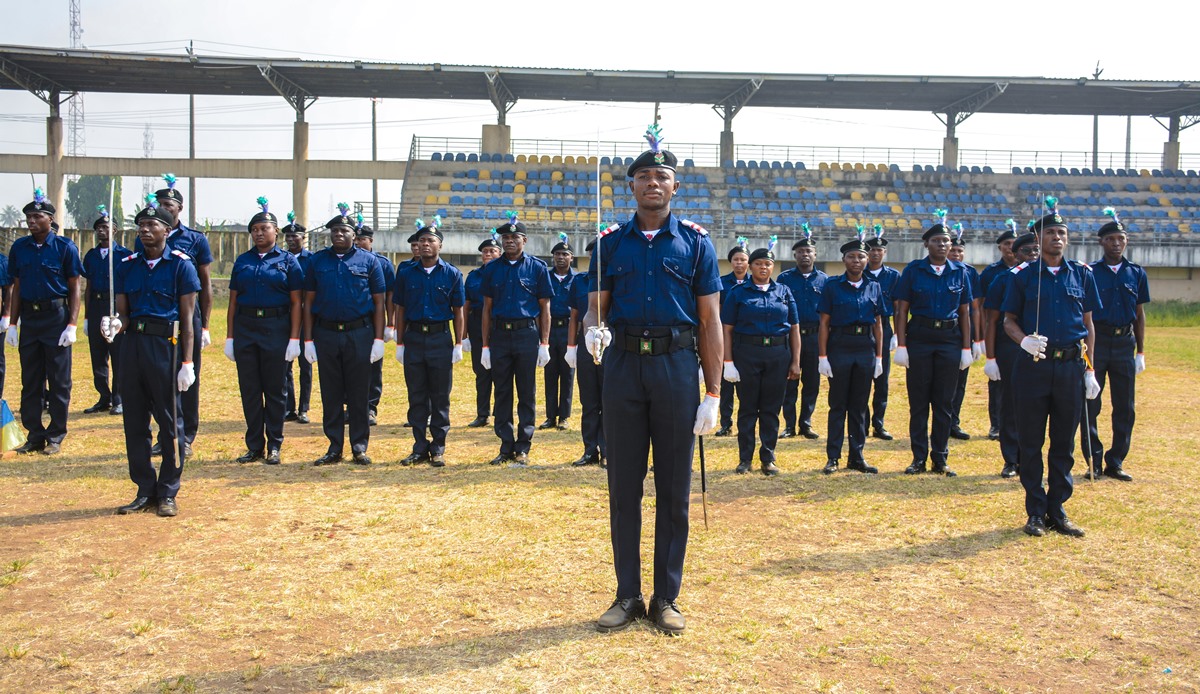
[479,153,492,163]
[454,153,466,162]
[983,166,994,174]
[771,161,783,169]
[893,178,906,189]
[728,189,740,198]
[450,195,462,205]
[971,166,982,174]
[737,175,750,185]
[722,160,734,168]
[451,182,464,192]
[783,161,794,170]
[1012,167,1021,175]
[431,152,443,161]
[759,161,770,169]
[461,209,473,219]
[684,158,695,168]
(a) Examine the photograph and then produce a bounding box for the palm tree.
[0,205,20,227]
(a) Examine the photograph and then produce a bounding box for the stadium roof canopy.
[2,44,1198,119]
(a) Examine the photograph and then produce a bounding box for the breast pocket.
[606,262,636,302]
[662,256,694,286]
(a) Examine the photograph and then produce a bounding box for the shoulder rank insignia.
[1010,262,1027,274]
[598,222,622,238]
[122,252,139,263]
[679,219,709,235]
[171,249,193,262]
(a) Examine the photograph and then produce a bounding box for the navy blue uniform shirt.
[819,274,884,326]
[984,262,1026,313]
[979,260,1011,300]
[290,247,314,281]
[721,280,798,336]
[590,215,722,328]
[777,267,828,324]
[964,263,982,301]
[302,246,386,321]
[374,252,396,294]
[0,254,10,289]
[1089,257,1150,326]
[392,257,465,322]
[549,269,578,318]
[1002,260,1102,345]
[465,267,487,310]
[116,250,201,321]
[719,271,748,304]
[229,246,304,307]
[82,244,133,294]
[865,265,899,317]
[8,233,84,300]
[135,223,214,267]
[568,271,590,318]
[894,258,973,319]
[479,253,554,320]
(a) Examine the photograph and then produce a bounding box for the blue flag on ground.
[1,399,26,453]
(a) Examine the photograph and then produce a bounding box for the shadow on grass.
[753,527,1022,574]
[0,505,118,528]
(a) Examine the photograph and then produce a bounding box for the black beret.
[1012,232,1038,253]
[995,228,1017,244]
[865,237,888,248]
[792,237,816,250]
[326,214,355,230]
[840,239,871,255]
[1030,212,1066,233]
[407,226,443,243]
[552,243,573,255]
[922,224,952,241]
[355,224,375,239]
[22,190,54,216]
[585,239,597,253]
[748,248,774,263]
[1098,220,1125,237]
[154,187,184,205]
[248,211,278,231]
[135,204,177,229]
[950,235,967,247]
[495,221,527,237]
[282,223,306,235]
[727,245,750,261]
[627,148,678,177]
[478,237,501,252]
[92,214,110,230]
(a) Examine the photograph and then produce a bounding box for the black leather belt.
[129,317,174,337]
[90,291,109,301]
[316,315,371,331]
[406,320,449,334]
[1095,322,1133,337]
[911,316,958,330]
[495,317,535,331]
[733,333,787,347]
[552,317,570,328]
[1044,345,1081,361]
[798,323,819,336]
[238,305,289,318]
[24,297,66,312]
[837,324,874,336]
[613,326,695,356]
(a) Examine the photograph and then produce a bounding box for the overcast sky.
[1,0,1196,225]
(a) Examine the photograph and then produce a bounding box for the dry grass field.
[2,310,1198,693]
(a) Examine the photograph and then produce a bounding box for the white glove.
[481,346,492,370]
[0,315,8,332]
[58,324,77,347]
[536,343,551,368]
[394,344,405,364]
[893,345,909,368]
[874,357,884,379]
[82,318,88,334]
[1085,370,1101,400]
[200,328,212,349]
[176,361,196,392]
[693,394,720,435]
[304,340,317,364]
[959,349,973,370]
[100,316,122,343]
[698,364,705,381]
[723,360,741,382]
[284,338,300,362]
[4,325,16,348]
[1135,353,1146,374]
[817,356,833,378]
[451,343,463,364]
[564,345,578,370]
[971,340,985,361]
[1020,334,1048,358]
[462,337,471,353]
[889,334,897,352]
[369,338,385,363]
[384,326,397,343]
[984,358,1002,381]
[224,338,236,362]
[584,326,612,358]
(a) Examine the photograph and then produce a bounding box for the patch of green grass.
[1145,300,1200,327]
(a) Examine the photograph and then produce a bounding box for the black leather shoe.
[284,411,299,422]
[14,440,45,454]
[822,459,838,475]
[648,595,685,636]
[1104,465,1133,482]
[872,428,894,441]
[150,442,162,456]
[402,421,413,428]
[571,453,600,467]
[466,416,488,428]
[1046,515,1085,537]
[41,442,61,455]
[84,401,111,414]
[296,412,309,424]
[932,464,958,478]
[313,452,343,466]
[509,452,530,468]
[714,426,732,437]
[367,410,378,426]
[1086,459,1103,480]
[555,420,568,430]
[157,498,178,517]
[949,426,971,440]
[847,460,878,474]
[904,460,926,475]
[1023,515,1046,537]
[182,443,194,462]
[400,452,428,466]
[537,419,556,430]
[117,496,156,514]
[778,428,795,439]
[761,461,780,477]
[429,453,445,468]
[110,404,123,415]
[489,453,512,466]
[237,450,264,464]
[735,460,752,474]
[596,595,645,633]
[987,426,1000,441]
[1000,463,1019,478]
[599,457,607,469]
[352,451,372,466]
[800,425,820,440]
[264,450,281,465]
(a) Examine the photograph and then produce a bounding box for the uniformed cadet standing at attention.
[713,238,749,437]
[394,217,465,467]
[1083,207,1149,482]
[224,197,303,466]
[563,239,605,468]
[81,205,132,415]
[818,232,884,475]
[303,204,387,466]
[283,214,314,424]
[893,210,974,477]
[776,225,826,440]
[1002,199,1101,537]
[110,196,199,517]
[977,222,1021,441]
[463,234,501,428]
[540,232,577,431]
[139,174,213,459]
[947,223,985,440]
[0,245,11,401]
[7,187,83,455]
[479,211,553,467]
[355,218,396,427]
[864,225,899,440]
[982,228,1039,478]
[585,125,723,636]
[720,237,800,476]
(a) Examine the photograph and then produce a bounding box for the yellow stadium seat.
[424,195,437,205]
[563,210,576,221]
[515,170,527,181]
[478,169,491,180]
[818,162,830,171]
[600,185,613,197]
[551,170,564,181]
[873,191,886,202]
[821,178,834,187]
[512,197,525,207]
[552,155,563,165]
[586,156,598,166]
[539,155,552,165]
[587,210,598,222]
[887,192,899,202]
[891,205,904,214]
[829,203,842,213]
[884,218,898,229]
[537,210,550,221]
[601,199,614,209]
[834,217,848,229]
[853,163,865,172]
[1179,223,1190,233]
[513,183,526,195]
[865,163,878,173]
[600,172,613,183]
[437,195,449,205]
[1149,183,1162,193]
[850,191,863,201]
[910,219,923,229]
[872,218,884,227]
[564,155,575,165]
[551,211,564,221]
[1168,209,1180,218]
[1139,169,1150,177]
[515,154,528,163]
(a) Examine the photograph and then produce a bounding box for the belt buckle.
[1052,349,1064,360]
[639,338,653,355]
[32,302,41,311]
[761,336,771,346]
[421,324,430,333]
[1113,327,1123,336]
[854,326,865,335]
[136,320,146,333]
[504,322,513,330]
[932,320,944,329]
[256,308,265,318]
[337,323,346,331]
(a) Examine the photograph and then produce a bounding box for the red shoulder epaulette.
[121,252,139,263]
[599,222,621,237]
[679,219,709,235]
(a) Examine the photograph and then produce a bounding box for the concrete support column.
[293,120,309,227]
[942,136,959,171]
[482,124,511,155]
[1163,115,1181,170]
[720,129,735,166]
[46,115,65,216]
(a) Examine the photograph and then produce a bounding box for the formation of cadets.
[5,130,1152,630]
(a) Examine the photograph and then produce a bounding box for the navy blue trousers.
[905,324,960,466]
[604,345,697,602]
[490,322,539,456]
[782,331,820,430]
[995,333,1022,470]
[544,323,574,422]
[18,304,71,446]
[403,326,453,457]
[177,312,202,445]
[733,341,789,464]
[826,332,875,463]
[285,351,312,415]
[313,323,373,456]
[1014,352,1083,520]
[952,362,971,428]
[467,311,492,419]
[86,296,122,407]
[121,331,184,498]
[1084,331,1137,470]
[719,375,738,429]
[869,319,893,432]
[234,313,289,453]
[575,329,605,458]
